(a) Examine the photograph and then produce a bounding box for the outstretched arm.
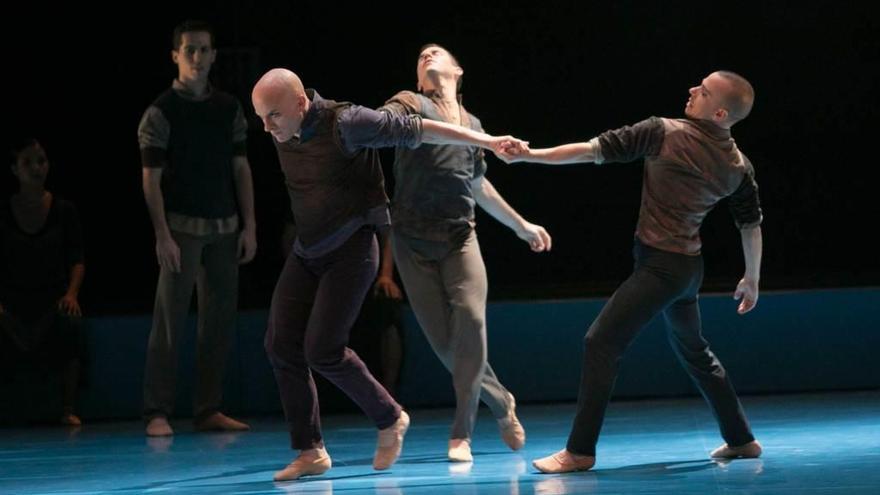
[420,119,526,154]
[498,140,600,165]
[734,226,762,314]
[498,117,666,166]
[340,104,526,155]
[472,177,551,252]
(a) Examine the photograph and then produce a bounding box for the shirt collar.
[687,117,732,141]
[298,89,324,142]
[171,79,214,101]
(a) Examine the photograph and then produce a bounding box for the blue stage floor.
[2,390,878,494]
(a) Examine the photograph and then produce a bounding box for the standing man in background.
[138,20,256,437]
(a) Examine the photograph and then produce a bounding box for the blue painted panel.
[2,288,877,422]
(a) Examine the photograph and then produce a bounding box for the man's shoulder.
[384,90,423,114]
[654,117,688,135]
[603,116,668,135]
[313,92,354,114]
[388,90,420,101]
[150,87,178,107]
[736,149,755,173]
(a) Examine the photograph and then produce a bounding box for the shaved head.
[686,71,756,128]
[252,68,310,143]
[253,68,306,100]
[714,71,755,124]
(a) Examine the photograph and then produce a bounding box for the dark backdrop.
[4,1,876,314]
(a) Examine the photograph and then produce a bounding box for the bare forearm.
[142,168,171,240]
[474,178,526,232]
[378,231,394,280]
[66,263,85,298]
[233,158,256,232]
[525,142,598,164]
[420,119,493,148]
[741,226,762,281]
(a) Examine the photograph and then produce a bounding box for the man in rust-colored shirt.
[501,70,764,473]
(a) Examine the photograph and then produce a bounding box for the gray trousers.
[392,229,513,440]
[143,230,239,421]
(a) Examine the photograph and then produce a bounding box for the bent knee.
[304,346,346,369]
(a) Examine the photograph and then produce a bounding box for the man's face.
[12,144,49,185]
[252,87,307,143]
[685,72,731,122]
[172,31,216,84]
[417,46,462,90]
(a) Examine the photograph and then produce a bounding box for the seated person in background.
[0,137,86,426]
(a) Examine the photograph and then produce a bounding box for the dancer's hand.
[734,278,759,314]
[489,136,529,156]
[238,227,257,264]
[58,293,82,317]
[516,222,552,252]
[375,276,403,300]
[156,236,181,273]
[494,142,531,163]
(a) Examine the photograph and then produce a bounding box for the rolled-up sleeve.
[137,106,170,168]
[337,105,423,153]
[728,165,763,229]
[596,116,665,164]
[380,90,422,117]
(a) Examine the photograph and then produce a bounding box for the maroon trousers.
[265,228,401,449]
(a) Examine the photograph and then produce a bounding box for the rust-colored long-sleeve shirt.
[594,117,762,255]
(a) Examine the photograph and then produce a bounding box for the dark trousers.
[1,307,86,409]
[265,228,401,450]
[567,239,755,456]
